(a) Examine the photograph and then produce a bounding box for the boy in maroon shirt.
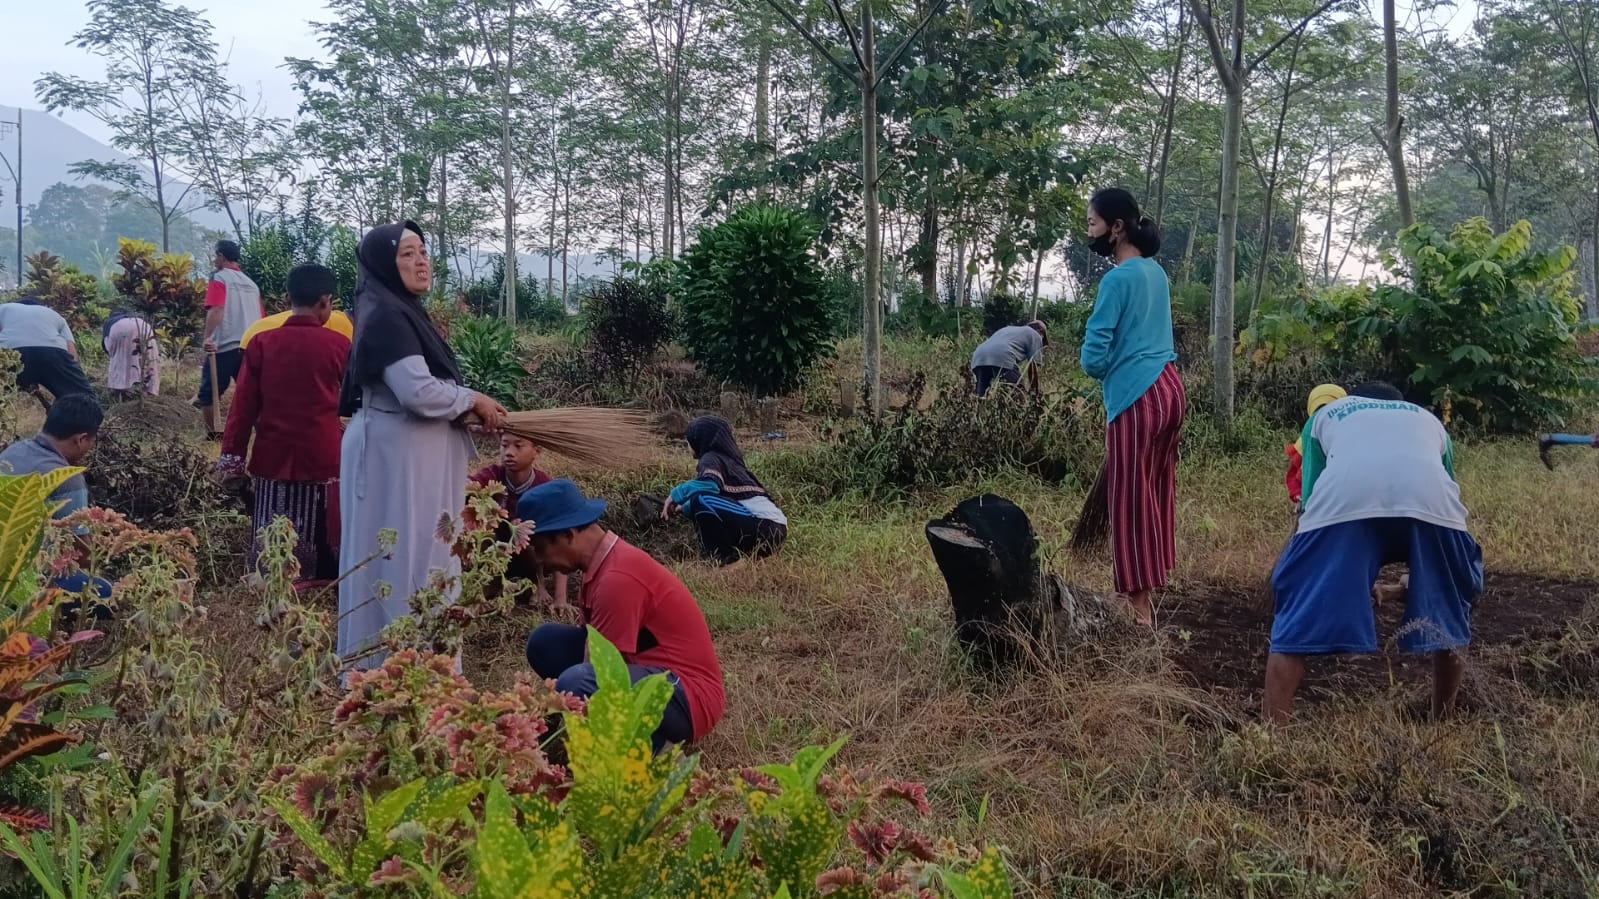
[218,264,348,583]
[468,433,565,606]
[521,480,725,751]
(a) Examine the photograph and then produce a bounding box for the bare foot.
[1120,592,1155,627]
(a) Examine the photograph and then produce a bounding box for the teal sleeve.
[1079,277,1123,380]
[1298,416,1325,504]
[1442,434,1456,480]
[669,478,721,507]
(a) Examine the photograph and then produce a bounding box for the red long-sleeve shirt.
[220,314,351,482]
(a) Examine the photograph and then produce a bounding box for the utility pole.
[0,110,20,289]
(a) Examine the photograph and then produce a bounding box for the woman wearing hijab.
[337,221,507,670]
[1079,188,1184,627]
[662,416,788,566]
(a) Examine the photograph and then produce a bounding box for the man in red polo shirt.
[217,264,349,584]
[521,479,724,752]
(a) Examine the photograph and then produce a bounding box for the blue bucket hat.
[517,479,608,533]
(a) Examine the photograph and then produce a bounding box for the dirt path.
[1161,572,1597,708]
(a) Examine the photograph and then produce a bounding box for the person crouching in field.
[1264,381,1483,724]
[468,432,568,607]
[522,480,725,753]
[662,415,788,567]
[216,264,350,585]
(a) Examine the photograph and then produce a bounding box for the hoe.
[1538,432,1594,470]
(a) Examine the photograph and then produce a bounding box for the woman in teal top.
[1079,188,1185,626]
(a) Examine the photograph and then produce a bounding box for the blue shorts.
[1270,518,1483,655]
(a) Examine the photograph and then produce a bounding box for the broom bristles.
[500,407,657,466]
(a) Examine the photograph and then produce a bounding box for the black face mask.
[1089,233,1117,258]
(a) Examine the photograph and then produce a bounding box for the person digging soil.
[1263,381,1483,725]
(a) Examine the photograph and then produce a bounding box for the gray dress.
[337,354,476,669]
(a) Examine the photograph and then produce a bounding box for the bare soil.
[1162,571,1597,710]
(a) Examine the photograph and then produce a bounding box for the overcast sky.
[4,0,1483,147]
[2,0,327,142]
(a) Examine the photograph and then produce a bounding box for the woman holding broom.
[337,221,507,670]
[1079,188,1184,626]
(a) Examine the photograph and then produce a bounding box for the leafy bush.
[270,628,1014,898]
[823,374,1103,498]
[461,258,570,332]
[981,292,1027,335]
[678,204,836,396]
[21,251,101,330]
[450,315,529,405]
[241,226,295,313]
[580,278,673,385]
[1245,219,1593,431]
[111,238,206,340]
[886,286,961,340]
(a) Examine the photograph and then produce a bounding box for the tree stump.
[927,494,1120,670]
[925,494,1047,669]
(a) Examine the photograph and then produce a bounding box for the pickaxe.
[1538,433,1593,470]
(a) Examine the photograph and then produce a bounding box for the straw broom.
[498,407,656,466]
[1069,460,1111,550]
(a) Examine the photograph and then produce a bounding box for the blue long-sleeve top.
[1079,256,1177,422]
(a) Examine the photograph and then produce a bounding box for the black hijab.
[339,220,463,415]
[686,415,768,499]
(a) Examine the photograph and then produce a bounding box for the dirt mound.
[1161,572,1598,707]
[102,394,203,436]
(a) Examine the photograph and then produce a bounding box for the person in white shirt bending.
[1263,381,1484,725]
[0,297,94,400]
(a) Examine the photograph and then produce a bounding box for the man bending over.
[1264,381,1483,724]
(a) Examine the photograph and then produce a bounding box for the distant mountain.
[0,104,230,230]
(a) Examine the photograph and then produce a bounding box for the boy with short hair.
[1263,381,1483,724]
[218,264,349,584]
[469,433,567,606]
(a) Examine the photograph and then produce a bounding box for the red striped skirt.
[1106,363,1185,593]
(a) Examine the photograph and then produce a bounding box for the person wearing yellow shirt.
[240,308,353,349]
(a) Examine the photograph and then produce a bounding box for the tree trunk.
[1153,4,1189,224]
[1212,80,1243,422]
[919,186,939,300]
[861,0,883,416]
[1250,32,1302,318]
[755,21,772,200]
[1029,249,1044,319]
[1378,0,1414,230]
[1590,183,1599,321]
[437,151,448,292]
[502,10,517,325]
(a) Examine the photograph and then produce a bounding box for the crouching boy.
[1264,382,1483,724]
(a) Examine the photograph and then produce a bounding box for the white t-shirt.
[1296,395,1469,534]
[0,303,74,351]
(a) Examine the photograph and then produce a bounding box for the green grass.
[558,422,1599,897]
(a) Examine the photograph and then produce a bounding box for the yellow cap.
[1307,384,1347,417]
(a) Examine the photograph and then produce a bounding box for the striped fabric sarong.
[251,478,339,582]
[1106,363,1185,594]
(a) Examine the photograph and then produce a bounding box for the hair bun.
[1137,215,1153,228]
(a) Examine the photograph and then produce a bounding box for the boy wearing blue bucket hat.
[519,480,725,751]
